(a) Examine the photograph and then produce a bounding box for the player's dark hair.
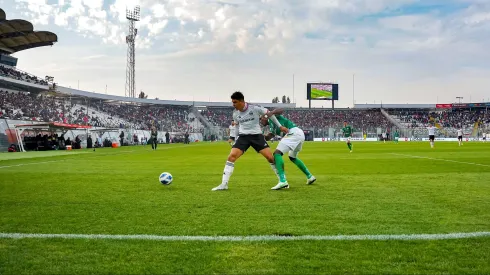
[231,91,244,101]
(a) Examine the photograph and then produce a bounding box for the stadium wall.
[398,137,484,142]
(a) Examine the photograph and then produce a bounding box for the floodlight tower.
[125,6,140,98]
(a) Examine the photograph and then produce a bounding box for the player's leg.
[346,137,353,152]
[250,135,282,185]
[154,138,158,149]
[255,140,281,182]
[270,129,306,190]
[272,145,289,184]
[212,137,247,191]
[288,141,316,184]
[266,146,290,190]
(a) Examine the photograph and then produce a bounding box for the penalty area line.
[1,232,490,242]
[389,153,490,168]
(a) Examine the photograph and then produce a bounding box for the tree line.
[272,95,291,103]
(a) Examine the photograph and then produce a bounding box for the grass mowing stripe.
[390,153,490,168]
[0,150,136,169]
[1,232,489,241]
[0,144,202,169]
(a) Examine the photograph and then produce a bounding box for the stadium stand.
[0,65,48,85]
[1,7,489,151]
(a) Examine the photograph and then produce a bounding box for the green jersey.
[151,129,157,138]
[394,132,399,138]
[268,115,297,136]
[342,125,353,137]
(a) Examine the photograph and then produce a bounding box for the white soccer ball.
[159,172,173,185]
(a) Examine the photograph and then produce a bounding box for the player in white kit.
[427,124,436,148]
[212,91,288,191]
[228,121,236,146]
[457,128,463,146]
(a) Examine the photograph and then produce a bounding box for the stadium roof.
[57,86,297,108]
[0,8,58,54]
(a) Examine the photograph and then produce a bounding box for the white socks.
[222,161,235,185]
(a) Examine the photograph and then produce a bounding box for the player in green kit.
[394,130,399,144]
[342,121,354,152]
[150,126,158,150]
[260,109,316,190]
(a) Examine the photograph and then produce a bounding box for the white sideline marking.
[0,160,61,169]
[390,153,490,168]
[1,232,489,242]
[0,144,196,169]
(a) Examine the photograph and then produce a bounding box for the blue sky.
[2,0,490,106]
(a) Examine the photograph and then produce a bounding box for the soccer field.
[1,141,489,274]
[311,88,333,99]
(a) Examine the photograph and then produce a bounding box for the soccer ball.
[159,172,173,185]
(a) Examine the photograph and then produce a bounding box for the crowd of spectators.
[0,65,48,85]
[88,101,194,132]
[201,108,232,127]
[284,109,391,131]
[3,89,489,136]
[202,107,391,132]
[388,109,489,129]
[0,90,198,132]
[0,90,66,122]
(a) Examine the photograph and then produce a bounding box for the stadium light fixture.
[126,6,141,21]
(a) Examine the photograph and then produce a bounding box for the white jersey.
[233,103,268,135]
[229,125,236,137]
[457,129,463,136]
[427,126,436,136]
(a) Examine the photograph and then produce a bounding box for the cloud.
[4,0,490,106]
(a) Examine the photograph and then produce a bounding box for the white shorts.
[276,127,305,158]
[346,137,351,143]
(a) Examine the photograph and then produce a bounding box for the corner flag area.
[1,142,489,274]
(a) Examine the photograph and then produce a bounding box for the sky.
[2,0,490,107]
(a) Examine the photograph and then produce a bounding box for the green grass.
[311,88,332,99]
[1,141,490,274]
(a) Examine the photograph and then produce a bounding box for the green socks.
[347,143,352,150]
[275,154,313,182]
[274,153,287,183]
[292,157,312,178]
